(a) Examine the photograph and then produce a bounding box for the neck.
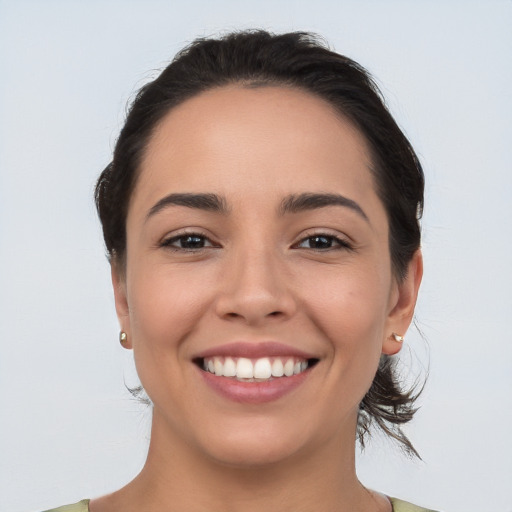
[93,410,387,512]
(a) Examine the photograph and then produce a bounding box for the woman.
[45,30,436,512]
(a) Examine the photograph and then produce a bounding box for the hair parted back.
[95,29,425,457]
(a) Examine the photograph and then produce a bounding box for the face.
[114,86,421,468]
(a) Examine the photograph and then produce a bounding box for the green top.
[43,497,439,511]
[390,498,439,512]
[42,502,89,512]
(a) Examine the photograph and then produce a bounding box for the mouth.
[192,342,320,403]
[194,356,319,382]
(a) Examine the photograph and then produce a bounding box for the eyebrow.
[279,193,369,221]
[146,193,229,220]
[145,191,368,222]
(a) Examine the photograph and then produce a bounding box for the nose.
[214,246,297,326]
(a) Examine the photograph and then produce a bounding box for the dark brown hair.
[95,30,425,456]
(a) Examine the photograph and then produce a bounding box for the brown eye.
[304,236,333,249]
[162,234,214,250]
[179,235,207,249]
[296,235,352,251]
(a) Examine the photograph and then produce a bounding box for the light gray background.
[1,1,511,511]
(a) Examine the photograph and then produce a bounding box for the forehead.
[133,85,380,216]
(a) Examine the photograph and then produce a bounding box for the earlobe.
[382,250,423,356]
[382,332,404,356]
[111,263,132,349]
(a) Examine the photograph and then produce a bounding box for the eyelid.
[292,229,354,250]
[159,229,220,250]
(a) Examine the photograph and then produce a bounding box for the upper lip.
[193,341,318,360]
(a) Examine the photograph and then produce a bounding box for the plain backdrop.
[1,1,511,511]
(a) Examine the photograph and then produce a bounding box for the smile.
[201,356,316,381]
[193,342,319,403]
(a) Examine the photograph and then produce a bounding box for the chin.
[206,438,301,469]
[193,415,319,469]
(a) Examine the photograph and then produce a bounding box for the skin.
[90,86,422,512]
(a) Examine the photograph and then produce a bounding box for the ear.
[382,249,423,355]
[111,262,132,349]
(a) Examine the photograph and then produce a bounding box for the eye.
[295,234,352,251]
[161,233,216,251]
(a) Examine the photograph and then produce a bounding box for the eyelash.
[160,231,353,252]
[293,233,353,251]
[160,231,217,252]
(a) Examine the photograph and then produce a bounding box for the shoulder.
[390,497,440,512]
[41,500,90,512]
[38,497,439,512]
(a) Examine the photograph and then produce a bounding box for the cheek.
[126,263,212,369]
[124,267,212,419]
[304,264,391,337]
[302,265,390,384]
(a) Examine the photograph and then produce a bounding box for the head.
[96,30,424,460]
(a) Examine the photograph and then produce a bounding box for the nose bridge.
[215,237,295,323]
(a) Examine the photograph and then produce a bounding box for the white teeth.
[283,358,295,377]
[236,358,254,379]
[253,358,272,379]
[214,357,223,376]
[223,357,236,377]
[271,358,284,377]
[203,356,312,380]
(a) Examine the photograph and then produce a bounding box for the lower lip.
[198,367,311,404]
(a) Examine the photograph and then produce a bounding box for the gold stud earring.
[119,331,128,344]
[392,332,404,343]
